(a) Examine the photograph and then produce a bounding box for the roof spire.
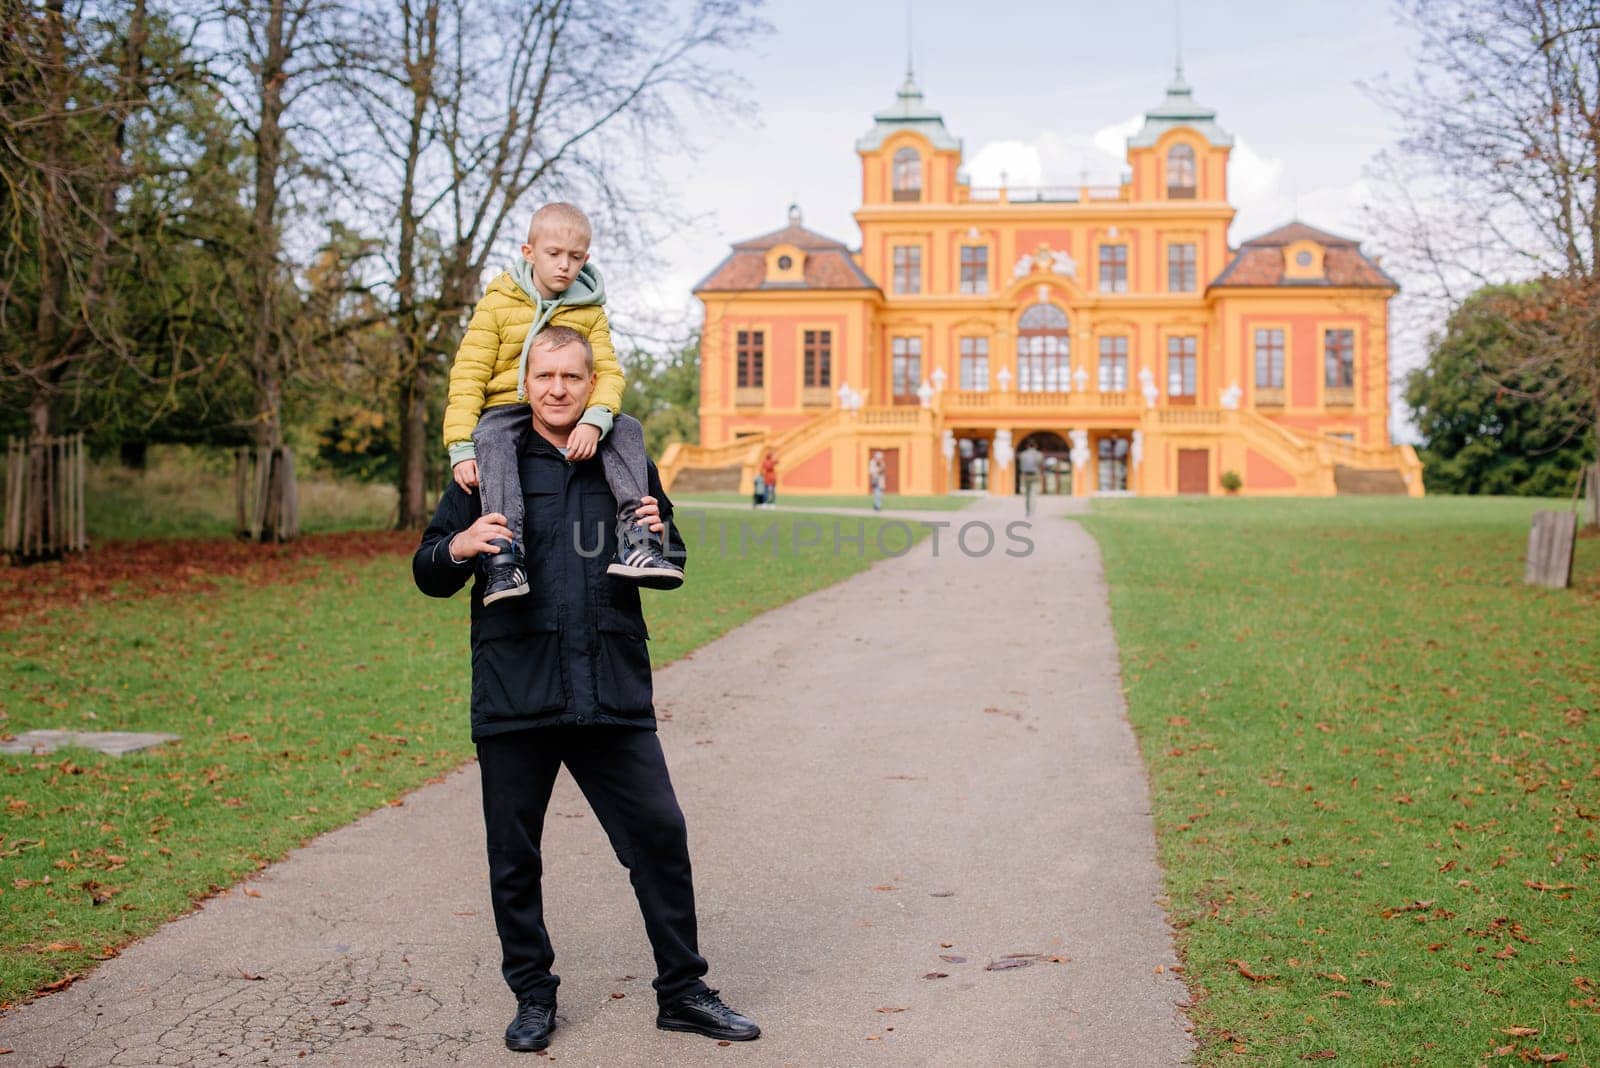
[901,2,919,96]
[1173,0,1185,84]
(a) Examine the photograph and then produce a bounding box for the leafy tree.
[1405,286,1595,496]
[621,335,700,460]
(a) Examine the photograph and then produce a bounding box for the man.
[1017,440,1044,516]
[413,325,760,1053]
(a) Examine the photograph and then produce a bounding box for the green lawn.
[84,448,398,542]
[673,491,976,512]
[0,510,919,1005]
[1078,497,1600,1066]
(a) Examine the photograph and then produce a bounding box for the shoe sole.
[655,1019,761,1041]
[482,582,530,606]
[606,564,684,590]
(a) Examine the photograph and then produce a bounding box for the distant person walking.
[760,451,777,509]
[868,451,887,512]
[1018,442,1044,517]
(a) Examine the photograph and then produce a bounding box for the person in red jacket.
[759,451,777,509]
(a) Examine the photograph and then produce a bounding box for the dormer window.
[893,148,922,201]
[1166,144,1196,199]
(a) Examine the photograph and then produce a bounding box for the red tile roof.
[694,223,879,293]
[1210,221,1397,290]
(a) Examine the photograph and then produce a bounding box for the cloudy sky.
[622,0,1424,427]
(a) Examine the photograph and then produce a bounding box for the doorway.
[1015,431,1072,495]
[1177,448,1210,494]
[874,448,900,494]
[956,436,989,491]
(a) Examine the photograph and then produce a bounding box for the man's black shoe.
[482,549,529,605]
[606,521,684,590]
[504,996,556,1052]
[656,988,760,1041]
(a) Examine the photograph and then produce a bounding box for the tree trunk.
[241,0,294,542]
[27,393,51,439]
[396,364,430,528]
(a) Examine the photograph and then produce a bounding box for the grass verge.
[0,508,919,1005]
[1078,496,1599,1066]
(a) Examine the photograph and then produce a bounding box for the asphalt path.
[0,496,1192,1066]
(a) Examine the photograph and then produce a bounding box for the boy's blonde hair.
[527,202,591,243]
[528,324,595,373]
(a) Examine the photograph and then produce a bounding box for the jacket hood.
[507,260,605,308]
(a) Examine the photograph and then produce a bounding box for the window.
[1324,329,1355,389]
[959,245,989,294]
[1017,303,1070,392]
[892,245,922,294]
[1098,337,1128,392]
[959,337,989,390]
[1254,328,1284,389]
[1098,244,1128,293]
[1098,436,1130,491]
[891,337,922,404]
[776,254,793,270]
[1167,144,1196,198]
[893,148,922,201]
[735,329,764,388]
[1168,243,1197,292]
[1167,335,1197,400]
[803,329,831,388]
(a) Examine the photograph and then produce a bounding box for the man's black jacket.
[412,435,685,741]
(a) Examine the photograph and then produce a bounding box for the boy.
[444,202,682,604]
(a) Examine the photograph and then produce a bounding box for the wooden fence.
[3,433,88,561]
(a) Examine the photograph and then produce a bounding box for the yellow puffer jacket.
[442,270,623,452]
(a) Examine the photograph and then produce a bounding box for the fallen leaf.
[939,955,966,964]
[41,942,81,953]
[610,992,625,999]
[1301,1051,1337,1061]
[922,972,948,980]
[929,890,955,898]
[985,958,1031,971]
[239,971,264,981]
[330,998,348,1006]
[1532,1054,1568,1064]
[37,974,79,993]
[939,941,954,948]
[1230,960,1278,983]
[1502,1027,1540,1037]
[1524,881,1577,892]
[875,1007,907,1014]
[1043,955,1070,964]
[870,885,897,892]
[243,888,261,899]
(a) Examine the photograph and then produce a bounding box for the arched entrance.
[1015,431,1072,495]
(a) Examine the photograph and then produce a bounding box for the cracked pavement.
[0,498,1192,1066]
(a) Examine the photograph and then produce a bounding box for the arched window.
[1166,144,1196,199]
[1017,303,1070,392]
[892,148,922,201]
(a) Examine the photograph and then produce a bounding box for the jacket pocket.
[594,606,653,716]
[471,606,565,721]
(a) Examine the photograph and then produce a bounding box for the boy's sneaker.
[482,547,529,605]
[607,522,684,590]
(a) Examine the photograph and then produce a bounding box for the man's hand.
[566,423,600,461]
[634,494,665,534]
[448,512,514,562]
[452,458,480,491]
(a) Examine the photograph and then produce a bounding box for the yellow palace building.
[660,67,1423,498]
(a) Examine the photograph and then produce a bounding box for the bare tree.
[341,0,764,528]
[210,0,349,538]
[1372,0,1600,517]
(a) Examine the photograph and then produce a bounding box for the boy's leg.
[602,413,683,589]
[598,413,650,526]
[472,405,531,554]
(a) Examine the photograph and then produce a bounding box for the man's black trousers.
[476,726,710,1007]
